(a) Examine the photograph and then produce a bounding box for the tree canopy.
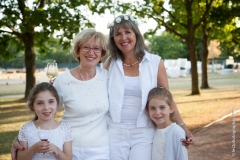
[148,32,188,59]
[0,0,103,98]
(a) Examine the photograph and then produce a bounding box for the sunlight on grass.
[0,72,240,159]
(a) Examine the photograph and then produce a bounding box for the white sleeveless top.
[121,76,142,124]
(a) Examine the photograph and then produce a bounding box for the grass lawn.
[0,72,240,159]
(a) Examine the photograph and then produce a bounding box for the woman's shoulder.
[58,69,70,77]
[143,51,161,63]
[97,66,108,76]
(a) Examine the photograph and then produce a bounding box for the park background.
[1,0,240,159]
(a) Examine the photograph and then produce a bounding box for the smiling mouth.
[121,42,129,46]
[43,112,51,116]
[155,117,163,120]
[86,57,96,61]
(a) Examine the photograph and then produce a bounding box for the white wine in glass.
[46,61,58,80]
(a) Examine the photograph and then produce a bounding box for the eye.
[126,31,131,34]
[37,101,43,105]
[114,32,120,36]
[49,100,55,104]
[150,107,155,110]
[160,106,165,110]
[94,47,101,52]
[83,46,90,50]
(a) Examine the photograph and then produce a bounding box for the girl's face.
[113,25,136,55]
[79,38,102,67]
[33,90,57,122]
[148,98,174,129]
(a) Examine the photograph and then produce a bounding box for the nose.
[43,104,50,110]
[121,33,127,40]
[156,108,161,114]
[88,48,95,54]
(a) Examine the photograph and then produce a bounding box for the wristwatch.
[179,122,186,127]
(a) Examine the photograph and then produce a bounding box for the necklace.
[78,66,84,81]
[122,57,140,67]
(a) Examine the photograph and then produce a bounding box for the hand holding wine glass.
[38,126,51,155]
[46,61,58,81]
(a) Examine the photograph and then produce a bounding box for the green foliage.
[1,38,70,68]
[0,0,96,60]
[209,0,240,59]
[148,32,188,59]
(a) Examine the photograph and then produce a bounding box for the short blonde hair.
[72,28,108,62]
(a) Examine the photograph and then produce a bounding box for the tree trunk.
[23,33,36,99]
[201,23,210,89]
[187,37,200,95]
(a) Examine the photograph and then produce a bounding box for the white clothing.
[152,125,170,160]
[18,122,72,160]
[108,51,161,159]
[72,145,110,160]
[109,125,154,160]
[152,123,188,160]
[53,67,109,147]
[108,51,161,127]
[121,76,142,124]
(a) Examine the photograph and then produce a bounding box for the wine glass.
[46,61,58,81]
[38,126,51,155]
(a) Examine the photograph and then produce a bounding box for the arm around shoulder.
[157,59,169,89]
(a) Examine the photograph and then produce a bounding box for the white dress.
[18,122,73,160]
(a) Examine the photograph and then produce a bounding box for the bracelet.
[179,122,186,127]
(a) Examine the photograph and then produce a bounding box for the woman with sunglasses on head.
[11,28,110,160]
[103,15,193,160]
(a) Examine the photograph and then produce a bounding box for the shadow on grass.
[0,131,18,155]
[0,98,26,104]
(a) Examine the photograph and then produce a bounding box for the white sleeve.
[18,124,28,142]
[53,76,64,110]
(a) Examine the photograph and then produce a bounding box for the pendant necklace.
[122,57,140,67]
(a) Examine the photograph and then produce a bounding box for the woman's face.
[78,38,102,67]
[113,25,136,56]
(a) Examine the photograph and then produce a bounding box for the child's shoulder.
[167,123,186,137]
[59,122,72,129]
[19,121,35,133]
[21,121,34,129]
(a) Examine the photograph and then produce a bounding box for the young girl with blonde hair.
[146,87,188,160]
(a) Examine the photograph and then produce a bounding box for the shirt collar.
[142,50,151,62]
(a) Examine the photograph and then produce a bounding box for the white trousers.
[72,145,110,160]
[109,125,154,160]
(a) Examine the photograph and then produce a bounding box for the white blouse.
[18,122,72,160]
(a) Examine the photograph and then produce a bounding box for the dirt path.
[188,111,240,160]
